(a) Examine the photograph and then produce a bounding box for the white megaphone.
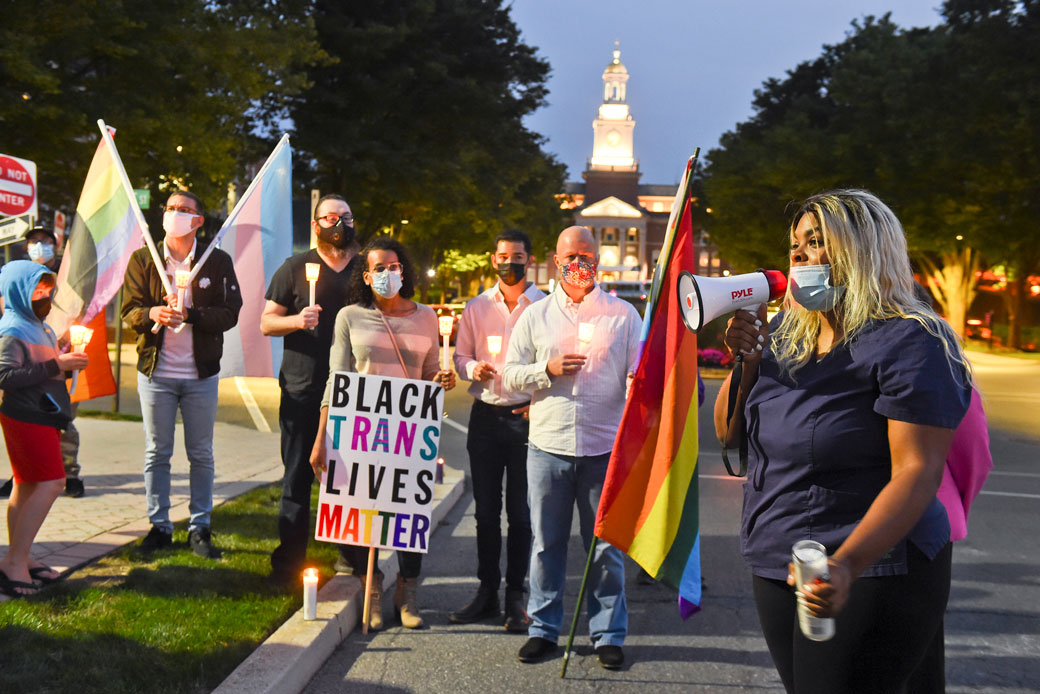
[677,269,788,333]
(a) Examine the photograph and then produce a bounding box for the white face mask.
[28,242,55,263]
[370,269,403,299]
[789,263,845,311]
[163,210,198,238]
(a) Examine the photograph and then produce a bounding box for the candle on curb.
[303,567,318,620]
[305,263,320,307]
[438,315,454,371]
[68,325,93,394]
[436,457,445,485]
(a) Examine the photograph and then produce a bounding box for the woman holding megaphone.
[714,190,972,694]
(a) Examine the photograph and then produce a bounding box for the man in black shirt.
[261,194,358,586]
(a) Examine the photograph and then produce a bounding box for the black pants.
[338,543,422,580]
[752,542,952,694]
[467,398,532,592]
[270,388,322,577]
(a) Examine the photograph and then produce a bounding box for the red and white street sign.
[0,154,38,219]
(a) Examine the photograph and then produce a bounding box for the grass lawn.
[0,483,340,694]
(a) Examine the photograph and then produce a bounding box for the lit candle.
[436,456,445,484]
[438,315,454,371]
[173,270,191,333]
[303,567,318,620]
[486,335,502,396]
[68,325,93,394]
[577,322,595,351]
[305,263,320,307]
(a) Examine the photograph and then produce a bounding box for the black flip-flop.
[29,565,60,584]
[0,568,40,599]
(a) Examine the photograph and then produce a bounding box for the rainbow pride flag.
[594,155,702,618]
[217,135,292,378]
[49,129,144,339]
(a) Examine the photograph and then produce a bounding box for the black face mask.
[315,218,355,249]
[32,297,52,320]
[496,262,526,287]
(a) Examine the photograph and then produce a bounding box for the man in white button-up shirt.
[449,230,546,632]
[502,226,641,670]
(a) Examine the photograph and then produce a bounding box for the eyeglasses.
[316,212,354,227]
[164,205,199,215]
[368,262,403,274]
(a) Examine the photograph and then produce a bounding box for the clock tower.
[589,42,636,172]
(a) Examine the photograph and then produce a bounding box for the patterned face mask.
[559,257,596,289]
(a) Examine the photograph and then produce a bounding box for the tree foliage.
[703,1,1040,341]
[289,0,568,283]
[0,0,322,219]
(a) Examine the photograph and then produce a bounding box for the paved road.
[303,352,1040,693]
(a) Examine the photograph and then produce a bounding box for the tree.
[703,5,1040,340]
[0,0,322,221]
[289,0,567,285]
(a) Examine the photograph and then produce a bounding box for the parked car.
[428,303,466,345]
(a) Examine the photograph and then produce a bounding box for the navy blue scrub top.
[741,313,971,581]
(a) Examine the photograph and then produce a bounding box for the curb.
[212,464,467,694]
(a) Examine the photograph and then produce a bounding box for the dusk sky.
[510,1,946,186]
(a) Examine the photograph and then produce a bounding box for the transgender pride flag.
[217,134,292,378]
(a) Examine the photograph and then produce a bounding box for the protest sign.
[315,371,443,554]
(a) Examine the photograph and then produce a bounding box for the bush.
[698,347,734,368]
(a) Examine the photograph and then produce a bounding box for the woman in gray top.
[310,237,454,630]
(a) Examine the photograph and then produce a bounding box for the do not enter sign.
[0,154,38,218]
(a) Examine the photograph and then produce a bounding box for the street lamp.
[427,268,436,278]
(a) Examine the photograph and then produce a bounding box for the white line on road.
[990,471,1040,478]
[980,490,1040,499]
[234,377,271,432]
[442,418,469,435]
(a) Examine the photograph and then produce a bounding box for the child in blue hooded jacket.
[0,260,88,597]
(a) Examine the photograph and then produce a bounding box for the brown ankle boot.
[393,573,424,629]
[361,574,384,631]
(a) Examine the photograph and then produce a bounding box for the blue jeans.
[526,444,627,646]
[138,373,219,533]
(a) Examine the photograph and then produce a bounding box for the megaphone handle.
[720,354,749,477]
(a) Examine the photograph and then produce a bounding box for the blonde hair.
[772,189,972,385]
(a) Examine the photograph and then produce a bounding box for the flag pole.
[185,133,291,285]
[560,536,599,678]
[96,120,173,299]
[561,150,701,679]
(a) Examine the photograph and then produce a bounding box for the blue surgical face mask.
[789,263,845,311]
[370,269,403,299]
[28,242,55,264]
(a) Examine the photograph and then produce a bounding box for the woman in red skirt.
[0,261,88,598]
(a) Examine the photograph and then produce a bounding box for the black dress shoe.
[0,478,12,498]
[503,589,530,632]
[517,637,558,663]
[596,644,625,670]
[189,527,220,559]
[449,587,499,624]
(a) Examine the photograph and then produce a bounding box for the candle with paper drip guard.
[486,335,502,396]
[172,270,191,333]
[302,567,318,620]
[305,263,320,307]
[438,315,454,371]
[68,325,93,394]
